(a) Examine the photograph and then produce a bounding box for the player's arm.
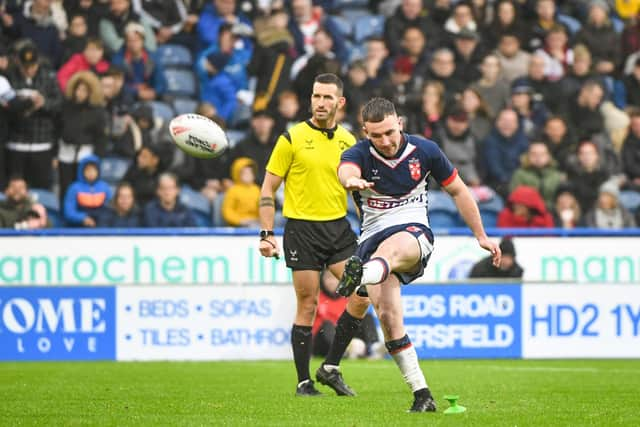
[443,174,501,267]
[338,162,374,191]
[258,171,282,258]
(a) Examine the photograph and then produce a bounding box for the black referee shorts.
[283,217,357,271]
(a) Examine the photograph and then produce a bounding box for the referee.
[259,73,370,396]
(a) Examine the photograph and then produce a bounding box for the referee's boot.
[408,388,437,412]
[295,379,322,397]
[336,256,363,297]
[315,364,356,396]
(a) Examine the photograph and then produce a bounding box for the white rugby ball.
[169,114,229,159]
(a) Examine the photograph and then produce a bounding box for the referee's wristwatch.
[259,230,275,240]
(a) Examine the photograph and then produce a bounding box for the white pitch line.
[485,366,640,374]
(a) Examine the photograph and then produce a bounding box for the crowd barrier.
[1,283,639,361]
[1,228,640,285]
[1,229,639,361]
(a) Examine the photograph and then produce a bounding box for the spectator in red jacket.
[57,37,110,91]
[497,185,554,228]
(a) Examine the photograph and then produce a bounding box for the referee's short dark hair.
[315,73,343,94]
[362,97,397,123]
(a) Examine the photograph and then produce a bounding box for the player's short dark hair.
[361,97,397,123]
[314,73,343,94]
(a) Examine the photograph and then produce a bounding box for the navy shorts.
[355,223,434,284]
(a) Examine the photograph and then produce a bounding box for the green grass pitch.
[1,359,639,426]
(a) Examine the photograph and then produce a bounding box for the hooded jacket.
[497,185,554,228]
[221,157,260,226]
[59,71,106,157]
[63,155,112,225]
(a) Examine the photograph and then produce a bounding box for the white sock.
[390,342,428,392]
[361,257,390,285]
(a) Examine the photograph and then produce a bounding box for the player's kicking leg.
[367,274,436,412]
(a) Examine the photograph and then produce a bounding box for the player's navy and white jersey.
[340,133,458,243]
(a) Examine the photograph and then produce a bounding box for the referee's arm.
[258,171,283,258]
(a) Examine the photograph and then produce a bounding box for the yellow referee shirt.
[266,120,356,221]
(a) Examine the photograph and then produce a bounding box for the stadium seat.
[327,15,352,39]
[0,193,5,201]
[29,188,63,227]
[429,191,463,228]
[156,44,192,68]
[172,97,199,115]
[180,185,212,227]
[164,69,197,97]
[101,157,132,184]
[212,193,225,227]
[429,211,460,228]
[345,42,367,63]
[346,212,361,234]
[334,0,370,8]
[225,129,248,148]
[353,15,385,43]
[478,195,505,228]
[557,14,581,35]
[149,100,175,121]
[619,190,640,214]
[340,8,374,21]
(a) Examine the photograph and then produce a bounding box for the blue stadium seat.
[172,97,199,116]
[101,157,132,184]
[29,188,63,227]
[478,195,505,228]
[149,100,175,121]
[226,129,248,148]
[345,42,367,63]
[180,185,212,227]
[346,212,361,234]
[327,15,352,38]
[353,15,385,43]
[0,193,5,201]
[156,44,192,68]
[341,8,375,21]
[212,193,225,227]
[429,211,460,228]
[334,0,370,8]
[429,191,463,228]
[557,14,581,35]
[619,190,640,214]
[164,69,197,97]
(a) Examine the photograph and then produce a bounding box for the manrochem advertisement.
[1,236,639,285]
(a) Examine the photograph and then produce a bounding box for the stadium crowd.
[1,0,640,229]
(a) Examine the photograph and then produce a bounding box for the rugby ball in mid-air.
[169,114,228,159]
